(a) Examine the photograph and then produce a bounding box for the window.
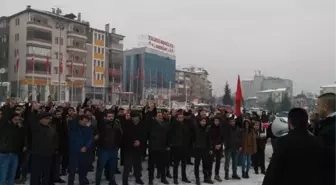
[101,61,104,67]
[98,47,100,53]
[3,49,7,58]
[27,46,51,57]
[15,18,20,25]
[97,60,100,66]
[101,48,104,54]
[54,52,58,59]
[14,49,19,56]
[94,60,96,66]
[15,33,19,41]
[94,33,97,40]
[2,35,7,43]
[60,38,63,45]
[54,67,58,74]
[55,37,58,44]
[102,35,104,41]
[94,46,97,53]
[98,34,101,40]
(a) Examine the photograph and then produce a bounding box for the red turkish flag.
[235,75,243,117]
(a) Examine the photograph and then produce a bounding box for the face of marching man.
[177,114,184,122]
[156,112,163,121]
[200,118,207,126]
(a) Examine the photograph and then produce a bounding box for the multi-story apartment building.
[6,5,89,102]
[242,71,293,99]
[86,24,124,103]
[0,16,10,99]
[174,66,212,103]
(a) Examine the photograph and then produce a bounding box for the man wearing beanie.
[29,108,57,185]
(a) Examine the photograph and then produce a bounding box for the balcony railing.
[66,60,87,65]
[67,45,87,53]
[27,21,52,29]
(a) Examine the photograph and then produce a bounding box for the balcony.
[67,45,87,54]
[68,29,87,40]
[66,74,86,81]
[27,21,52,31]
[66,60,87,66]
[111,43,123,51]
[25,70,51,79]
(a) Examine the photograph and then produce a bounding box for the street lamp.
[56,22,64,103]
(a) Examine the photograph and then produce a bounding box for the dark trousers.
[95,148,118,185]
[61,153,68,173]
[212,149,222,176]
[30,154,52,185]
[122,151,142,184]
[252,148,265,172]
[224,149,238,175]
[20,151,31,179]
[68,153,88,185]
[148,150,167,181]
[194,148,212,180]
[50,154,61,183]
[15,151,25,180]
[172,146,188,180]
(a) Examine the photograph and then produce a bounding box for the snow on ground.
[24,145,272,185]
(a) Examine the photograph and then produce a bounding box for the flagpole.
[71,62,74,104]
[136,68,139,105]
[16,57,19,100]
[149,68,152,93]
[185,85,188,108]
[32,56,35,101]
[168,80,171,110]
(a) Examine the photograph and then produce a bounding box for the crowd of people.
[0,92,334,185]
[0,96,269,185]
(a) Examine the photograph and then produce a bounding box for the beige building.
[5,6,125,103]
[174,66,212,103]
[7,5,89,102]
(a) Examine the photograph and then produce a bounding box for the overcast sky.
[1,0,335,96]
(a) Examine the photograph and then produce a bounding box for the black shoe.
[61,170,67,176]
[232,174,241,180]
[161,179,169,184]
[224,172,229,180]
[196,179,201,185]
[261,169,266,174]
[156,173,160,179]
[115,169,121,174]
[246,172,250,179]
[254,169,259,174]
[204,178,214,184]
[242,171,247,179]
[182,178,191,183]
[214,175,222,182]
[166,173,172,179]
[173,179,178,184]
[135,179,144,185]
[54,178,66,183]
[148,180,153,185]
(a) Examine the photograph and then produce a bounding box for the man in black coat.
[121,111,145,185]
[169,113,192,184]
[209,116,224,182]
[147,112,170,185]
[262,108,324,185]
[315,92,335,185]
